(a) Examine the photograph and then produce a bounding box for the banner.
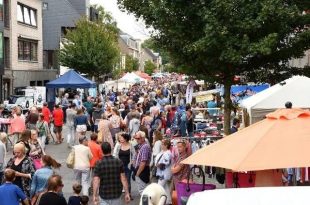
[186,80,196,104]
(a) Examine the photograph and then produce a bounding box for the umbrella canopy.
[182,108,310,171]
[46,70,96,88]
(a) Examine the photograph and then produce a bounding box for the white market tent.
[120,72,147,83]
[187,187,310,205]
[241,76,310,124]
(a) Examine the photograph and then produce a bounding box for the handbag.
[152,154,164,178]
[66,148,75,169]
[97,130,103,143]
[176,166,216,205]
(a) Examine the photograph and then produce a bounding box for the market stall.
[241,76,310,124]
[181,108,310,192]
[187,187,310,205]
[121,72,147,84]
[46,70,96,105]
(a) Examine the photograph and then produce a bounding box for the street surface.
[6,126,140,205]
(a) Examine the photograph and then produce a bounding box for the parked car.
[4,95,34,114]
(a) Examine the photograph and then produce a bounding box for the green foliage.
[59,7,119,76]
[118,0,310,134]
[125,54,139,72]
[118,0,310,83]
[144,60,156,75]
[112,68,123,79]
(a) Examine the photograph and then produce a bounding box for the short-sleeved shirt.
[53,109,64,126]
[0,183,27,205]
[134,142,151,168]
[93,155,124,199]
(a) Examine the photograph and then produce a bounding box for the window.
[18,38,38,61]
[17,4,23,22]
[30,81,35,86]
[17,3,37,27]
[42,2,48,10]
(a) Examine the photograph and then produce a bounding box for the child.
[0,169,29,205]
[80,195,89,205]
[68,183,82,205]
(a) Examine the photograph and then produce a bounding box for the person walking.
[42,102,51,125]
[52,104,64,144]
[6,143,35,198]
[109,108,122,143]
[97,113,113,146]
[26,107,39,130]
[133,131,152,195]
[36,114,49,150]
[73,136,93,196]
[171,141,190,190]
[66,103,77,147]
[37,174,67,205]
[29,130,44,170]
[0,169,29,205]
[10,109,26,145]
[0,132,7,184]
[93,142,130,205]
[92,103,103,133]
[113,133,135,199]
[74,109,88,144]
[155,139,172,205]
[61,93,70,123]
[30,155,61,203]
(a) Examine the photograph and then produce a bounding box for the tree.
[59,6,120,76]
[118,0,310,134]
[125,54,139,72]
[144,60,156,75]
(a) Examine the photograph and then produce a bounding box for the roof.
[241,76,310,109]
[46,70,96,88]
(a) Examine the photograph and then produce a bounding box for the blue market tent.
[46,70,96,88]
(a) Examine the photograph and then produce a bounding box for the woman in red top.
[52,104,63,144]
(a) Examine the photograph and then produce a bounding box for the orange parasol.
[182,108,310,172]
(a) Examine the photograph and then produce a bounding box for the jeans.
[124,164,132,194]
[158,179,172,204]
[100,197,121,205]
[74,168,90,196]
[136,176,147,195]
[66,125,75,146]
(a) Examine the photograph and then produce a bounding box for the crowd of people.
[0,74,229,205]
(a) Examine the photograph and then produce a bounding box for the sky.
[90,0,151,40]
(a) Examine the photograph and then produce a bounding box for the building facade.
[42,0,91,71]
[141,47,162,71]
[2,0,56,100]
[118,33,142,70]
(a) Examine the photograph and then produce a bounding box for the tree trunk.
[223,79,232,135]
